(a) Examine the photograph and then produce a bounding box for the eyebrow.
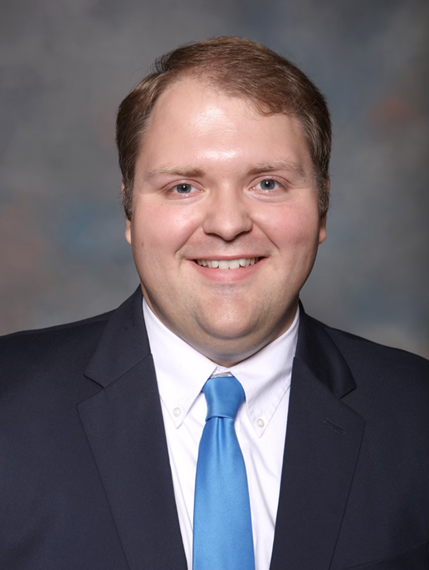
[143,159,305,181]
[143,167,205,181]
[247,160,306,178]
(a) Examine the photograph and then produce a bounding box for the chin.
[196,307,257,338]
[198,319,264,359]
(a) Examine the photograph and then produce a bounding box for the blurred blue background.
[1,0,428,357]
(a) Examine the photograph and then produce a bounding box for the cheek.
[262,206,321,249]
[131,205,199,260]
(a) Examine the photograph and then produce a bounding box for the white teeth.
[226,259,240,269]
[196,258,259,269]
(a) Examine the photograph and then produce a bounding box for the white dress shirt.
[143,299,299,570]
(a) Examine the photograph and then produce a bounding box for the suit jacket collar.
[84,286,150,389]
[295,302,357,398]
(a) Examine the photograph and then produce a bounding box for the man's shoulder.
[0,310,113,354]
[326,319,426,364]
[0,310,115,396]
[0,288,144,395]
[307,314,428,390]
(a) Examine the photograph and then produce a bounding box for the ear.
[318,214,327,244]
[122,182,132,245]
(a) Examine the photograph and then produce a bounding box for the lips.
[195,258,260,269]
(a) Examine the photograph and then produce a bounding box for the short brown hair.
[116,36,331,220]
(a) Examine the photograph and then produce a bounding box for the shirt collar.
[143,299,299,437]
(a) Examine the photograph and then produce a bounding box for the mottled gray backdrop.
[1,0,428,357]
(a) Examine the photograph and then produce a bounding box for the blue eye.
[174,184,193,194]
[258,179,277,190]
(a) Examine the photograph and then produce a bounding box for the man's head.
[116,36,331,221]
[118,37,330,366]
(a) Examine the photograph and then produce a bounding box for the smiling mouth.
[195,257,261,269]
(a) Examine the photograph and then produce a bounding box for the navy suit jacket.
[1,288,428,569]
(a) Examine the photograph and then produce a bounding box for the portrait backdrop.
[1,0,427,357]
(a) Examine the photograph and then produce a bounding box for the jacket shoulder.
[323,319,427,364]
[0,311,113,394]
[1,309,113,339]
[308,315,429,391]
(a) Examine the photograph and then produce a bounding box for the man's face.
[125,78,327,366]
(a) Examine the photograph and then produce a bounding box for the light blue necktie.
[193,375,255,570]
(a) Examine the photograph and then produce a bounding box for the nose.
[202,187,253,241]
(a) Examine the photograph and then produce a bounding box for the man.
[0,37,427,570]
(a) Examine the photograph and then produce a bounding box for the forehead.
[137,78,313,173]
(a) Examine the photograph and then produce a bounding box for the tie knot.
[203,375,245,421]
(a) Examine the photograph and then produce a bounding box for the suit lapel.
[270,310,365,570]
[78,288,187,570]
